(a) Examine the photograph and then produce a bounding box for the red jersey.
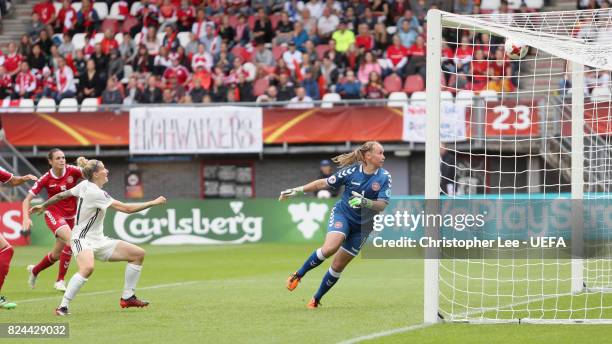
[355,34,374,51]
[0,74,12,90]
[4,53,23,74]
[386,45,408,67]
[407,44,426,57]
[101,37,119,55]
[0,169,12,183]
[33,2,56,25]
[57,7,77,32]
[29,165,82,218]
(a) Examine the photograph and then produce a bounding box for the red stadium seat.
[269,14,280,30]
[384,74,403,93]
[121,16,139,34]
[272,45,287,60]
[316,44,330,60]
[101,19,120,34]
[403,74,425,94]
[253,78,269,97]
[228,15,238,27]
[248,15,256,30]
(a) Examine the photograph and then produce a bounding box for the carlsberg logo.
[113,202,263,245]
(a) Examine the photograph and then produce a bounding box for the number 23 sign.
[485,102,539,137]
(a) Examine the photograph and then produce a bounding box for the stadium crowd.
[0,0,534,107]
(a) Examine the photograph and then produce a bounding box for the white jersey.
[69,180,114,241]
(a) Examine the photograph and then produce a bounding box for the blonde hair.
[331,141,381,168]
[76,156,102,181]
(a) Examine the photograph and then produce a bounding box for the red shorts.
[44,211,74,236]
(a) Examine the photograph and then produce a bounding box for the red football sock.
[32,252,58,276]
[0,246,14,292]
[57,245,72,282]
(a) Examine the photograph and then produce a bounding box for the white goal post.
[424,8,612,324]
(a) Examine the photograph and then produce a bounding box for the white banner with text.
[402,103,467,143]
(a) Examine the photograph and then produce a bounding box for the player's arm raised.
[110,196,167,214]
[279,178,328,201]
[28,190,73,215]
[8,174,37,186]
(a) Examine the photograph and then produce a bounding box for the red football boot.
[120,295,150,308]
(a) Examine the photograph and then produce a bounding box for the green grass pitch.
[1,243,612,343]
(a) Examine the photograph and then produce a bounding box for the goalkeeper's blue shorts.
[327,206,370,256]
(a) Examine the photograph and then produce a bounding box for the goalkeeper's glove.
[348,191,374,209]
[279,186,305,200]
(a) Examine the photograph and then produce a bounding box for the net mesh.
[434,8,612,322]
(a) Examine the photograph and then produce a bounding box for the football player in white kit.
[30,157,166,316]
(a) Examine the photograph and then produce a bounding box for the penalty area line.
[336,323,433,344]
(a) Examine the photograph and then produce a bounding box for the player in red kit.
[0,169,38,309]
[22,149,83,292]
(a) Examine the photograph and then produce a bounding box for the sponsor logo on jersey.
[327,175,336,185]
[334,221,343,229]
[371,182,381,191]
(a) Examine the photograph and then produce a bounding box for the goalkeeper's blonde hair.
[332,141,381,168]
[76,156,102,181]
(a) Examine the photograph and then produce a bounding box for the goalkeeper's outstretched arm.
[278,179,328,201]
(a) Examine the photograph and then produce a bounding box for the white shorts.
[71,237,119,262]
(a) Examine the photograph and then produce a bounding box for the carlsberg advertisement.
[104,199,334,245]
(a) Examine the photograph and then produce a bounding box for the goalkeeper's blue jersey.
[326,163,392,225]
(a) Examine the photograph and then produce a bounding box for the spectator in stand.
[373,22,391,57]
[234,14,251,47]
[214,42,235,71]
[123,76,141,105]
[32,0,56,26]
[320,53,339,92]
[397,10,421,37]
[256,85,278,104]
[27,44,47,74]
[236,74,255,102]
[277,73,296,101]
[287,86,314,109]
[455,0,474,15]
[139,75,163,103]
[27,13,46,42]
[336,70,362,99]
[76,0,100,34]
[485,67,512,92]
[4,43,23,77]
[283,41,303,72]
[302,40,318,63]
[406,35,426,80]
[210,77,228,102]
[317,7,339,43]
[55,0,77,34]
[184,33,199,57]
[92,44,109,79]
[300,67,320,100]
[332,20,356,54]
[191,8,207,40]
[201,24,222,56]
[382,35,408,78]
[119,33,137,65]
[18,35,33,57]
[360,8,378,30]
[454,35,474,74]
[189,79,207,103]
[305,0,324,19]
[300,9,317,35]
[168,74,187,101]
[0,66,12,99]
[164,54,190,86]
[54,57,76,101]
[101,77,124,107]
[72,49,87,79]
[292,21,309,52]
[101,29,119,55]
[13,61,37,99]
[153,46,172,76]
[253,8,274,45]
[358,51,382,84]
[363,71,387,100]
[162,88,176,103]
[316,159,339,198]
[108,49,125,81]
[38,29,53,56]
[192,63,212,91]
[133,45,152,74]
[162,25,180,53]
[38,66,57,101]
[218,15,236,46]
[158,0,178,31]
[144,27,161,56]
[253,43,275,68]
[48,45,61,70]
[348,0,365,17]
[441,42,456,81]
[226,86,238,103]
[469,49,488,91]
[192,43,213,72]
[58,33,75,57]
[77,59,104,102]
[177,0,195,32]
[398,20,417,49]
[275,12,294,45]
[131,0,159,37]
[355,23,374,52]
[411,0,430,24]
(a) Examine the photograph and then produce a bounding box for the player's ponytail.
[332,141,380,168]
[76,156,101,181]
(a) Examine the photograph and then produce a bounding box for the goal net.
[424,8,612,324]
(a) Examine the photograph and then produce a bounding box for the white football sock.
[59,273,88,308]
[122,263,142,299]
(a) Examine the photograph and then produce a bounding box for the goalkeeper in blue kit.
[279,141,392,308]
